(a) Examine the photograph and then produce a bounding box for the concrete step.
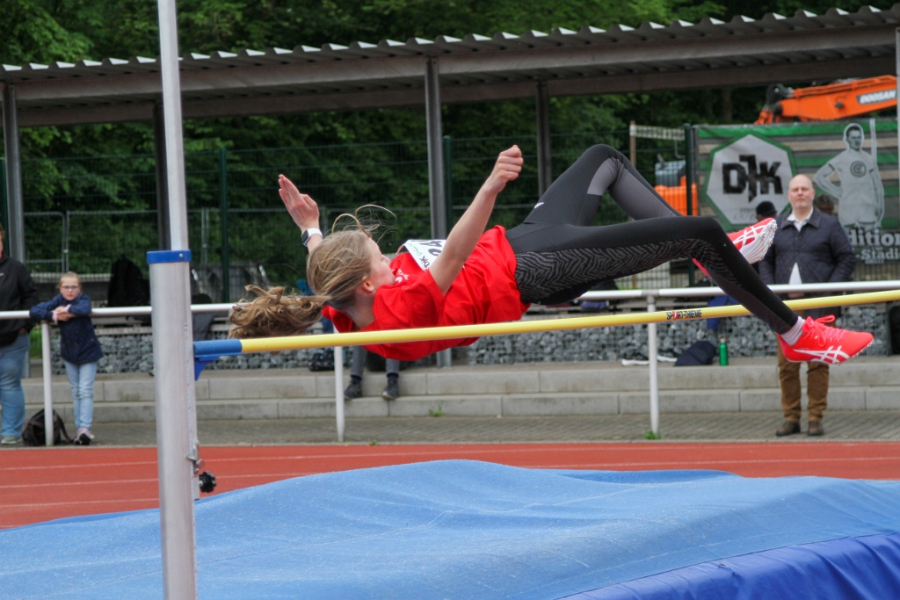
[29,386,899,423]
[22,357,900,423]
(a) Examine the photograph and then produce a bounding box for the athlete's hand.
[278,175,320,233]
[483,146,523,195]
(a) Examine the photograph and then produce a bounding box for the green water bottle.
[718,337,729,366]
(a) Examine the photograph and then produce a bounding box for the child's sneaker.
[74,427,92,446]
[778,316,873,365]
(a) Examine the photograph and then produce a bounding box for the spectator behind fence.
[760,175,856,438]
[755,201,778,221]
[814,195,836,216]
[0,222,38,446]
[30,272,103,445]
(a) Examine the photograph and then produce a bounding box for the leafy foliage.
[2,0,896,288]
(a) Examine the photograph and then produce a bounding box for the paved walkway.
[84,410,900,446]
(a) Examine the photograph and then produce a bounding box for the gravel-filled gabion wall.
[41,304,891,375]
[464,304,890,365]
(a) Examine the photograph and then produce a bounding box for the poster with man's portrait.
[699,119,899,270]
[814,123,884,231]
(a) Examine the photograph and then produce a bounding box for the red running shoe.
[728,217,777,264]
[694,218,777,276]
[778,316,874,365]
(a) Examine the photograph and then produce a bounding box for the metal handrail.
[11,280,900,446]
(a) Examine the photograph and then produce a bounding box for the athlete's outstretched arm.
[278,174,323,252]
[429,146,522,294]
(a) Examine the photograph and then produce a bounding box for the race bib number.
[402,239,446,270]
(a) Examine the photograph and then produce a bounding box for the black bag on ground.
[22,409,73,446]
[308,348,335,371]
[108,257,150,307]
[674,341,718,366]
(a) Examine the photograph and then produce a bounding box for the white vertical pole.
[41,322,52,447]
[150,254,197,600]
[154,0,198,598]
[334,347,344,442]
[647,295,660,436]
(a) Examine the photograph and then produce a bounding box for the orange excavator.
[652,76,897,215]
[754,75,897,124]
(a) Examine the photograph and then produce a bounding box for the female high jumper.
[230,145,872,365]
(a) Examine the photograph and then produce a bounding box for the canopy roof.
[1,5,897,127]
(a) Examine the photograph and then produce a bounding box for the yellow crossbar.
[237,289,900,354]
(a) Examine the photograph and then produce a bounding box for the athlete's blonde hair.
[229,215,377,339]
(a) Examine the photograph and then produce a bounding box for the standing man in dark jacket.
[0,223,39,445]
[759,174,856,437]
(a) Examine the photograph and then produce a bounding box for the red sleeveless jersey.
[323,226,528,361]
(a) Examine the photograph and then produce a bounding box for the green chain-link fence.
[4,131,692,301]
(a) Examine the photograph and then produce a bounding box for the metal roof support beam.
[424,57,451,369]
[425,57,446,240]
[535,81,552,196]
[153,102,171,251]
[896,28,900,199]
[2,84,25,262]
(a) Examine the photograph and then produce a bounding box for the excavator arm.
[755,75,897,124]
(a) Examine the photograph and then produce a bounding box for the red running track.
[3,442,899,530]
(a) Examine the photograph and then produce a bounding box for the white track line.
[4,442,897,472]
[6,455,899,491]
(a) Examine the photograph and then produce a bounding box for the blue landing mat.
[3,461,900,600]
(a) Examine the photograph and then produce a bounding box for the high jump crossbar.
[192,289,900,369]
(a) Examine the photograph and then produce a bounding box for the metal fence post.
[0,158,6,232]
[41,322,53,447]
[443,135,453,228]
[63,211,70,272]
[683,124,696,286]
[334,347,344,442]
[646,294,660,437]
[219,148,230,303]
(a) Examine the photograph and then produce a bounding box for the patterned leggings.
[505,145,797,334]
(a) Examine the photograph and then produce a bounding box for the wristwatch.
[302,228,322,247]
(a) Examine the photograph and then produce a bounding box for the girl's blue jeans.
[65,361,98,431]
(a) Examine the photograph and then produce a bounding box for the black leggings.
[505,145,797,334]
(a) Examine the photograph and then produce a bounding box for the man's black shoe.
[776,421,801,436]
[807,421,825,436]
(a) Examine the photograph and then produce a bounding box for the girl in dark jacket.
[30,272,103,445]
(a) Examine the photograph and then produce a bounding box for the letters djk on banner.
[697,120,900,271]
[703,133,795,229]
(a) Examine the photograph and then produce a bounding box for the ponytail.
[229,286,329,339]
[229,211,380,340]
